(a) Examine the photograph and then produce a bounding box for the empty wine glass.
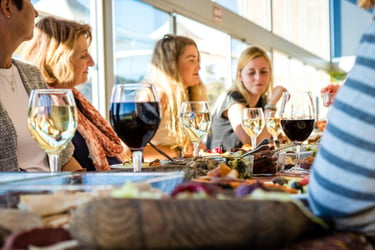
[180,101,211,157]
[28,89,78,172]
[109,83,161,172]
[279,91,315,170]
[265,110,282,149]
[242,108,265,149]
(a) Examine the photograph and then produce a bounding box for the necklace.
[0,66,16,92]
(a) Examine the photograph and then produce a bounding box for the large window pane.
[272,0,330,60]
[113,0,169,83]
[27,0,96,103]
[176,15,230,106]
[215,0,271,30]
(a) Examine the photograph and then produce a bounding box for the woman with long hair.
[143,34,208,160]
[207,46,286,151]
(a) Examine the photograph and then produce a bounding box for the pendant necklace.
[0,66,16,92]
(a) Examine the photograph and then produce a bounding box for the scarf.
[73,88,125,170]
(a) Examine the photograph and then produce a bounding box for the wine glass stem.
[251,137,257,149]
[295,143,301,168]
[193,142,200,157]
[132,150,143,172]
[48,154,59,172]
[273,135,279,149]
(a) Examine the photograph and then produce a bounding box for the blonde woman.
[21,16,127,171]
[207,46,286,151]
[143,34,208,160]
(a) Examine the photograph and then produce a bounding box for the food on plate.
[300,156,315,170]
[2,227,74,250]
[111,182,168,199]
[121,159,161,167]
[171,182,220,199]
[236,176,309,196]
[207,163,233,177]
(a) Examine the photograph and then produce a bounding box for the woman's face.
[177,44,201,88]
[238,56,271,95]
[69,34,95,87]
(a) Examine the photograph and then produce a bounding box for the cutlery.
[239,138,269,159]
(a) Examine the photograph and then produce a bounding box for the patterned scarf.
[73,88,125,170]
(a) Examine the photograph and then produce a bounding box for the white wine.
[266,117,282,137]
[180,112,210,142]
[242,118,264,138]
[28,105,77,154]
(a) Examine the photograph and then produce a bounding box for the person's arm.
[227,103,251,145]
[61,157,84,171]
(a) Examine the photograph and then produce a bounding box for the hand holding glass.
[279,91,315,169]
[180,101,211,157]
[28,89,78,172]
[109,83,161,172]
[242,108,265,149]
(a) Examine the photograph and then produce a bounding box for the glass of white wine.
[265,110,282,149]
[180,101,211,157]
[28,89,78,172]
[242,108,265,149]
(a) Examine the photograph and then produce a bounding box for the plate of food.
[110,159,161,170]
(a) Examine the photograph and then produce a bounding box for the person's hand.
[321,84,340,107]
[269,85,287,105]
[320,84,340,95]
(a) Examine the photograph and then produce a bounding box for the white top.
[0,64,49,171]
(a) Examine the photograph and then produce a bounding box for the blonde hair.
[230,46,273,105]
[21,16,92,87]
[358,0,375,9]
[147,34,207,144]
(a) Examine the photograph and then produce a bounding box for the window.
[215,0,271,30]
[28,0,97,104]
[272,0,330,60]
[176,15,230,106]
[113,0,170,83]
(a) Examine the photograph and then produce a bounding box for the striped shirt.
[307,14,375,241]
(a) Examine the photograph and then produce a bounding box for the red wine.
[110,102,160,149]
[280,119,315,143]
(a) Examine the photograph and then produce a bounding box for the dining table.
[0,152,373,250]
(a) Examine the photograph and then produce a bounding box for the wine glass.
[265,110,282,149]
[28,89,78,172]
[279,91,315,169]
[109,83,161,172]
[241,108,265,149]
[180,101,211,157]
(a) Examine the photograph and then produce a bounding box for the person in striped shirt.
[308,0,375,243]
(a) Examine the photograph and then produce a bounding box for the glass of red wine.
[279,91,315,170]
[109,83,161,172]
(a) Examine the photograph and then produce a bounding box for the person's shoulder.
[227,90,245,102]
[12,57,39,70]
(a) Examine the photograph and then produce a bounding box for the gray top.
[0,59,74,171]
[206,90,266,151]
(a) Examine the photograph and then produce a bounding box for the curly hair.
[21,16,92,87]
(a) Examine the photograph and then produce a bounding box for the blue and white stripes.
[308,15,375,240]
